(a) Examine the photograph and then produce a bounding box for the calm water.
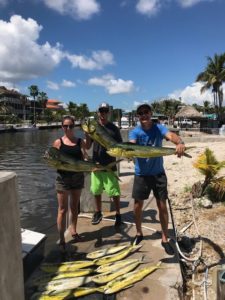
[0,128,83,234]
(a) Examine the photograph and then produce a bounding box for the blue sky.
[0,0,225,111]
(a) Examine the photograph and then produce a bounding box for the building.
[0,86,31,119]
[46,99,63,110]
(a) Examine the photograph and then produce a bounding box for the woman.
[53,115,89,252]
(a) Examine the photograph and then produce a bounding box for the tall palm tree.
[28,85,39,124]
[196,53,225,121]
[38,91,48,117]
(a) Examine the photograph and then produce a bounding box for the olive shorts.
[56,172,84,191]
[90,171,120,197]
[132,173,168,201]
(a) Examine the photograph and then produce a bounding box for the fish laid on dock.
[86,244,129,259]
[38,276,92,295]
[104,262,162,294]
[32,268,94,285]
[93,244,142,266]
[107,143,193,159]
[40,260,95,273]
[92,257,144,284]
[96,257,145,273]
[82,118,117,149]
[44,147,122,173]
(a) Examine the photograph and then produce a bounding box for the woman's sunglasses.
[99,108,109,113]
[62,124,74,129]
[137,110,150,116]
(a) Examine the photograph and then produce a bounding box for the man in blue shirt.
[129,104,185,255]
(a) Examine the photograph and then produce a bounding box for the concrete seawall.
[0,172,24,300]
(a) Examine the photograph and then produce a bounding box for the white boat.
[13,125,39,131]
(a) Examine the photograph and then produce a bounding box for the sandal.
[71,233,82,243]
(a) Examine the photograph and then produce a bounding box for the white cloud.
[0,15,64,83]
[47,80,60,90]
[177,0,213,8]
[66,50,114,70]
[136,0,161,16]
[168,82,215,105]
[88,74,134,94]
[61,79,76,87]
[43,0,100,20]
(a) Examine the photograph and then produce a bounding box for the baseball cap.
[136,103,152,113]
[98,102,109,111]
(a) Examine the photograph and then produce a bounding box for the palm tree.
[196,53,225,121]
[38,91,48,118]
[28,85,39,124]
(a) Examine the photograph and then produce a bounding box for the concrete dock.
[26,160,183,300]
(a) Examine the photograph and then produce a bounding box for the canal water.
[0,128,74,234]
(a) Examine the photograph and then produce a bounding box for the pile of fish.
[30,243,162,299]
[82,118,193,159]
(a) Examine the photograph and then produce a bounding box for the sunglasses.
[137,110,150,116]
[62,124,74,129]
[99,108,109,113]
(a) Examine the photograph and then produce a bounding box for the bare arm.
[52,139,61,149]
[165,131,185,157]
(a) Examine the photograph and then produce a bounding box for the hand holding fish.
[175,142,186,158]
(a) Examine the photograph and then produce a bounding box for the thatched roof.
[175,105,203,119]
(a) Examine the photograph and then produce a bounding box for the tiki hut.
[175,105,203,119]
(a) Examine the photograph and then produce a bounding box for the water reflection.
[0,129,68,233]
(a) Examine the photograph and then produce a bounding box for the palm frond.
[210,176,225,201]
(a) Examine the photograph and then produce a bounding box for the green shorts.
[90,171,120,197]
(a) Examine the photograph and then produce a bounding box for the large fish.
[81,118,117,149]
[32,268,94,285]
[44,147,122,173]
[96,257,145,273]
[93,244,142,266]
[86,244,129,259]
[40,260,95,273]
[92,257,144,284]
[104,262,162,294]
[38,276,92,294]
[107,142,193,159]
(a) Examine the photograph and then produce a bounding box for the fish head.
[44,147,61,161]
[81,119,96,134]
[106,147,123,158]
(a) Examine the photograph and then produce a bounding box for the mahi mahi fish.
[92,256,145,284]
[107,142,193,159]
[32,268,94,285]
[86,244,129,259]
[40,260,95,273]
[94,244,142,266]
[81,118,117,149]
[104,262,162,294]
[96,257,145,273]
[44,147,122,173]
[38,276,92,295]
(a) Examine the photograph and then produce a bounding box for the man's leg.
[134,199,143,236]
[156,199,169,243]
[156,199,174,255]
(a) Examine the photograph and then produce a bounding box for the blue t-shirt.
[129,124,169,176]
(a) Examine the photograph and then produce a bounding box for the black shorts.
[132,173,168,201]
[55,172,84,191]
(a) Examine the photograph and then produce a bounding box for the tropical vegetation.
[193,148,225,202]
[196,53,225,122]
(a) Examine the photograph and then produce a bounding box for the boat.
[13,125,39,132]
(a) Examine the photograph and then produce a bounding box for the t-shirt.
[93,122,122,170]
[129,124,169,176]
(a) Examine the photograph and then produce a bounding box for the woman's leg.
[69,189,82,236]
[57,191,69,244]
